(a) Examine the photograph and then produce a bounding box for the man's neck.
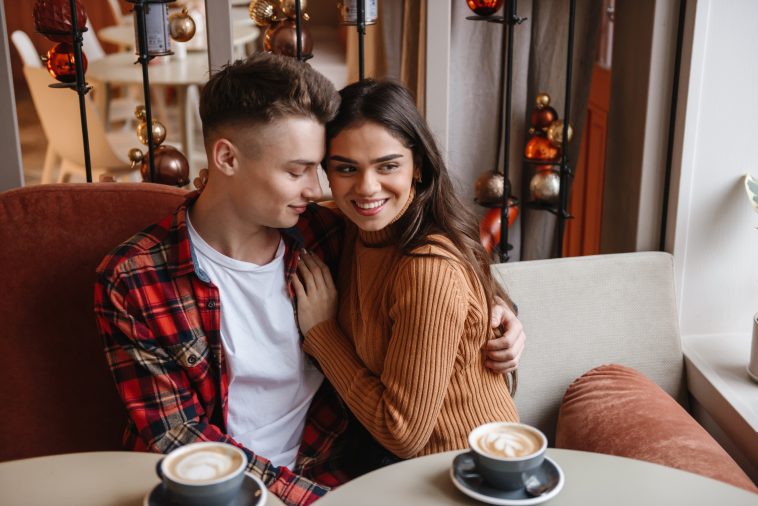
[189,189,281,266]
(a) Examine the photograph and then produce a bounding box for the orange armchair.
[0,183,187,462]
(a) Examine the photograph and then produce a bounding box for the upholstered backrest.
[491,252,686,443]
[0,183,187,462]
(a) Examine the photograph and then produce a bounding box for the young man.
[95,53,525,506]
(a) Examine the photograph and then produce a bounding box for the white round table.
[316,449,758,506]
[0,451,284,506]
[87,51,209,170]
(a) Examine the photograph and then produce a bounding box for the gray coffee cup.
[466,422,547,491]
[156,442,248,506]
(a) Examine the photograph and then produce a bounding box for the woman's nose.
[355,171,380,196]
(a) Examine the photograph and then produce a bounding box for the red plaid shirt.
[94,192,352,506]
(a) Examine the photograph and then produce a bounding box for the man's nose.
[303,169,324,201]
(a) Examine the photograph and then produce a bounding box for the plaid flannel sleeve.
[94,261,330,506]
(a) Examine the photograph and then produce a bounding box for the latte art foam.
[476,427,542,458]
[167,448,243,483]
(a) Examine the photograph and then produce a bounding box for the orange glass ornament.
[466,0,505,16]
[524,136,559,162]
[45,43,87,83]
[479,203,519,254]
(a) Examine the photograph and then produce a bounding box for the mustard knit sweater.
[304,224,519,459]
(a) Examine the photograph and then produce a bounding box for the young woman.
[292,79,519,459]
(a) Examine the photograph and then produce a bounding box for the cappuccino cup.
[156,442,248,505]
[467,422,547,491]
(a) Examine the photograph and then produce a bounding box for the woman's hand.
[484,299,525,373]
[291,250,338,335]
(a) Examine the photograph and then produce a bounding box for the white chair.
[106,0,132,25]
[23,66,141,183]
[11,31,42,68]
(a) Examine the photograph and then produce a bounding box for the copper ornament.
[137,120,167,146]
[279,0,308,17]
[140,145,190,187]
[34,0,88,43]
[474,172,505,206]
[168,8,196,43]
[250,0,279,26]
[466,0,505,17]
[45,43,87,83]
[529,170,560,203]
[266,19,313,57]
[134,105,147,122]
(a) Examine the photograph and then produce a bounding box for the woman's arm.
[293,253,467,458]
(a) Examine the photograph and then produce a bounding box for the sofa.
[492,253,756,492]
[0,183,754,492]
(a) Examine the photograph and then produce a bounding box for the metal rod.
[357,0,365,80]
[498,0,518,262]
[69,0,92,182]
[556,0,576,258]
[659,0,687,251]
[295,0,303,61]
[134,0,156,182]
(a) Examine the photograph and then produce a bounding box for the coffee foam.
[166,447,244,484]
[474,426,542,459]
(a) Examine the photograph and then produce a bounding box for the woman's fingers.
[291,272,306,298]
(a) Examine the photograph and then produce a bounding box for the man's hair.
[199,52,339,141]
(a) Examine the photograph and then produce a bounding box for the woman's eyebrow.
[328,154,404,164]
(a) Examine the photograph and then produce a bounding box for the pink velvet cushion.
[556,364,757,492]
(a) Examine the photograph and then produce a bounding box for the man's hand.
[485,298,525,373]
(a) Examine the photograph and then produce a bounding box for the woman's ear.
[211,138,239,176]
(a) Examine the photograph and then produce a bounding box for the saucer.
[144,472,268,506]
[450,452,564,506]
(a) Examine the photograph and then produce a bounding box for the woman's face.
[326,121,418,232]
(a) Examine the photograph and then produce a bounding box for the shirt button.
[187,355,198,365]
[207,300,216,309]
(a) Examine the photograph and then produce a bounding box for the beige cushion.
[491,252,686,442]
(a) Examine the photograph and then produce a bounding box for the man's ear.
[211,138,239,176]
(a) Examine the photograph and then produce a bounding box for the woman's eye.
[333,165,356,174]
[379,163,399,172]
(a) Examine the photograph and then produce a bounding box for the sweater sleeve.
[304,255,467,458]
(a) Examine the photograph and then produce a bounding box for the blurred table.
[98,21,259,60]
[0,451,284,506]
[88,51,209,169]
[315,449,758,506]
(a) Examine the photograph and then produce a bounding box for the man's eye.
[288,172,304,178]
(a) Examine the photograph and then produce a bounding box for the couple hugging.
[94,52,525,506]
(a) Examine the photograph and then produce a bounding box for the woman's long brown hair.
[326,79,510,317]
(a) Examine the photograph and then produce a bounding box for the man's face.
[228,116,325,230]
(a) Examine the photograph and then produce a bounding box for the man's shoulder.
[96,211,178,279]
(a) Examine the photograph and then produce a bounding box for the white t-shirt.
[187,215,324,469]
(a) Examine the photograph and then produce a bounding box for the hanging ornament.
[134,105,147,122]
[529,92,559,133]
[524,136,559,162]
[479,202,519,254]
[140,145,190,187]
[249,0,280,26]
[474,171,506,206]
[266,19,313,57]
[137,119,167,146]
[465,0,505,17]
[45,43,87,83]
[168,7,196,43]
[529,170,560,203]
[128,148,144,168]
[34,0,88,43]
[279,0,309,19]
[546,120,573,147]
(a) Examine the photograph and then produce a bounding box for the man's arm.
[94,268,328,506]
